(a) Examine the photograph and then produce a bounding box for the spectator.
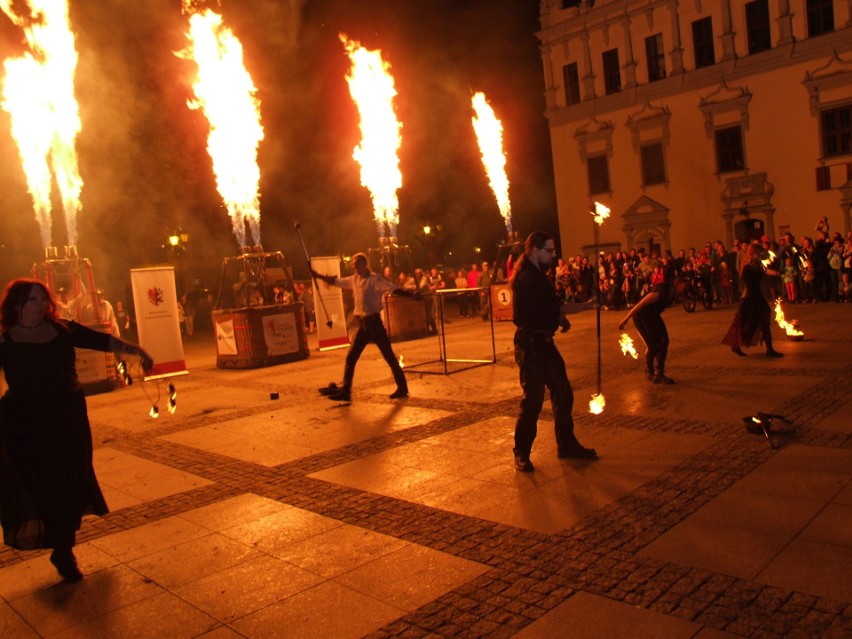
[466,263,481,315]
[782,258,797,303]
[828,238,844,302]
[454,269,469,317]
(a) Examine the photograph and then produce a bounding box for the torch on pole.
[589,201,610,415]
[595,222,601,394]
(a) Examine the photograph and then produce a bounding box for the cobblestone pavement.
[1,302,850,638]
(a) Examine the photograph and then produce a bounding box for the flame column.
[341,34,403,241]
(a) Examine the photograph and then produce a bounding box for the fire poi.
[341,34,403,240]
[619,333,639,359]
[773,298,804,339]
[589,393,605,415]
[471,91,512,233]
[178,0,264,250]
[1,0,83,250]
[589,201,610,414]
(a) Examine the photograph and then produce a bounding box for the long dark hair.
[0,279,58,332]
[510,231,552,285]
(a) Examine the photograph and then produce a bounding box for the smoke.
[0,0,555,298]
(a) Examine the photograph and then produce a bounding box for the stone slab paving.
[0,303,849,638]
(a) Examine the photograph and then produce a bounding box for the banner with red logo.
[312,256,349,351]
[130,266,188,379]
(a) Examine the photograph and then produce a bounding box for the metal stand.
[404,287,496,375]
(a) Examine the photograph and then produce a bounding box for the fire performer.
[312,253,409,402]
[618,279,675,384]
[722,241,784,358]
[511,232,597,472]
[0,279,154,582]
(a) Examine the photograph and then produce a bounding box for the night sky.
[0,0,556,300]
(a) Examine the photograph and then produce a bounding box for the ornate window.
[563,62,581,106]
[588,155,611,194]
[715,126,745,173]
[645,34,665,82]
[806,0,834,38]
[745,0,771,55]
[821,105,852,158]
[640,143,667,185]
[575,117,614,195]
[699,82,752,175]
[603,49,621,94]
[692,17,715,69]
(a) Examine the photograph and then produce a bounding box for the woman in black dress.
[0,279,153,581]
[722,242,783,357]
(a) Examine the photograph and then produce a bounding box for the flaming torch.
[341,34,402,240]
[589,201,610,414]
[178,0,264,250]
[619,333,639,359]
[1,0,84,250]
[471,91,511,234]
[592,201,610,226]
[773,298,804,340]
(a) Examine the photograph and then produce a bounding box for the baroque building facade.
[538,0,852,256]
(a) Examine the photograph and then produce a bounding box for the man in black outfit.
[511,231,597,472]
[312,253,409,402]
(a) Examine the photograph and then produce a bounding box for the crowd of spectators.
[202,220,852,330]
[395,223,852,316]
[550,227,852,311]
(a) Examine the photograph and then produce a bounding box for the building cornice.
[539,0,668,44]
[544,28,852,126]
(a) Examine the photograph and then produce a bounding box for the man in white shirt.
[312,253,409,402]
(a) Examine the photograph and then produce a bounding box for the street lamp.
[166,228,189,296]
[422,225,436,267]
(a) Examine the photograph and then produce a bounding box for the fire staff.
[511,231,597,472]
[312,253,409,402]
[618,280,675,384]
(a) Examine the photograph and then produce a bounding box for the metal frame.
[404,287,496,375]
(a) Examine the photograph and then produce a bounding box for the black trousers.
[513,331,576,456]
[342,315,407,391]
[632,311,669,375]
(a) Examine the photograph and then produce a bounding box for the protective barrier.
[385,295,429,342]
[490,284,514,321]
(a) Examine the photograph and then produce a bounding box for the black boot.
[326,387,351,402]
[50,547,83,582]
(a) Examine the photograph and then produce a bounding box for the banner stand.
[130,266,188,379]
[312,256,349,351]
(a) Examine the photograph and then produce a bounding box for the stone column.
[667,0,684,75]
[542,45,558,109]
[776,0,794,45]
[720,0,736,60]
[621,15,638,87]
[581,29,596,99]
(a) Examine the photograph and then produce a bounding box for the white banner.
[130,266,188,379]
[261,312,299,356]
[215,318,238,355]
[312,256,349,351]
